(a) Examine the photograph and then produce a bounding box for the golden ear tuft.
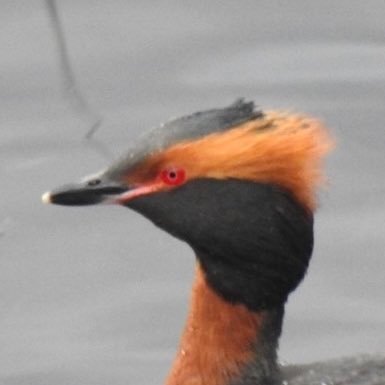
[137,110,334,212]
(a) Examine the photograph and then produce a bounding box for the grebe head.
[43,100,332,385]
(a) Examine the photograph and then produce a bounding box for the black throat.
[128,178,314,312]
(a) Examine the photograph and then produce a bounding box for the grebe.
[42,100,384,385]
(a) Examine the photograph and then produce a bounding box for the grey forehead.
[105,99,262,178]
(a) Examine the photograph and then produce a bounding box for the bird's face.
[44,101,329,210]
[43,100,331,309]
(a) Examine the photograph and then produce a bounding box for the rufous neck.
[165,265,283,385]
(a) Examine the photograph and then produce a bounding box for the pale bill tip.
[41,191,52,204]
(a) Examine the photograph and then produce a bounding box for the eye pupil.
[160,167,186,186]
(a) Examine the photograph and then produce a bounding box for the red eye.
[160,167,186,186]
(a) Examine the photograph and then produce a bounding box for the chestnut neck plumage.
[165,265,283,385]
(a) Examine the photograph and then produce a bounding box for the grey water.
[1,1,384,384]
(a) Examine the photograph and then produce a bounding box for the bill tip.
[41,191,52,204]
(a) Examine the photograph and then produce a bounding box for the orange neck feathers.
[165,266,275,385]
